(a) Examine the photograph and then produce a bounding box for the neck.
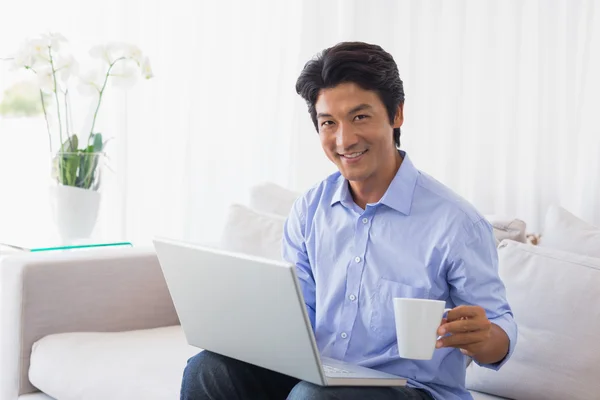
[349,150,403,209]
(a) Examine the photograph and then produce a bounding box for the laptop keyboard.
[323,364,353,374]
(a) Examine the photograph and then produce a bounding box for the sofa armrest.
[0,246,178,398]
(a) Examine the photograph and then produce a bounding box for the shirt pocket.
[369,278,431,340]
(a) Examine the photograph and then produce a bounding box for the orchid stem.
[39,90,52,154]
[88,56,125,144]
[64,89,71,138]
[48,46,66,151]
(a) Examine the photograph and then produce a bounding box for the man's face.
[315,82,403,183]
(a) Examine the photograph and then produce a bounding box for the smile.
[340,150,367,159]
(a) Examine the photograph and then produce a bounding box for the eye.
[320,120,334,127]
[354,115,369,121]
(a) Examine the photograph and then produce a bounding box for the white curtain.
[1,0,598,247]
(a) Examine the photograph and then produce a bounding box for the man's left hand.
[436,305,492,357]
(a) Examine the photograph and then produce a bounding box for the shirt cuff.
[474,312,518,370]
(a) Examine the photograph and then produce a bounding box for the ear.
[393,103,404,128]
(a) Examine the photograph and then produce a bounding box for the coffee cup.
[393,297,450,360]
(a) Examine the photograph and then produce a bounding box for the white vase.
[48,151,105,243]
[49,185,101,243]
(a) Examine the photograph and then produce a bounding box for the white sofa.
[1,184,598,400]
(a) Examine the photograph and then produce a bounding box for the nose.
[336,123,359,152]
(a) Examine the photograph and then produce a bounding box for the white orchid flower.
[10,45,35,70]
[10,39,51,70]
[90,42,146,66]
[109,61,139,89]
[90,43,125,65]
[36,67,56,93]
[29,38,51,63]
[140,56,153,79]
[89,44,112,65]
[78,69,104,96]
[124,44,144,65]
[55,54,79,82]
[41,32,67,51]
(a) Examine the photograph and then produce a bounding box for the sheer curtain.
[291,0,600,232]
[1,0,598,247]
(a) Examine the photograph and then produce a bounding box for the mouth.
[339,149,368,159]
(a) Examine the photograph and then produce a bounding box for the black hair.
[295,41,405,148]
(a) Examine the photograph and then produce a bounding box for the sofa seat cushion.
[19,394,56,400]
[468,391,509,400]
[29,325,198,400]
[28,324,511,399]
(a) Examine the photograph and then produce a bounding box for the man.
[180,42,517,400]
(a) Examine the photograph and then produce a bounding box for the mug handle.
[436,308,454,340]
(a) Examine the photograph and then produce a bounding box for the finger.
[460,348,476,357]
[436,331,490,349]
[459,343,487,356]
[438,318,490,336]
[446,305,484,321]
[436,318,448,338]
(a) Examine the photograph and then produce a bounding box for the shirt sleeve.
[281,199,316,332]
[446,218,518,370]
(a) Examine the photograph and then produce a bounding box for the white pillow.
[539,205,600,258]
[249,182,301,217]
[29,326,197,400]
[219,203,286,261]
[466,240,600,400]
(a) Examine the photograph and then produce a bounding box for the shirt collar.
[330,151,419,215]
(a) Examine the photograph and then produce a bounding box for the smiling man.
[180,42,517,400]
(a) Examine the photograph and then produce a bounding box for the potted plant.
[5,32,153,242]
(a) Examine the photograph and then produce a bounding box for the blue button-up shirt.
[282,152,517,400]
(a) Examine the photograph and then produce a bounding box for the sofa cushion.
[219,203,286,260]
[539,205,600,257]
[27,324,507,400]
[469,391,508,400]
[19,394,55,400]
[466,240,600,399]
[29,326,198,400]
[248,182,300,217]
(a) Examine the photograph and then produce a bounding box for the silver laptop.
[153,237,407,387]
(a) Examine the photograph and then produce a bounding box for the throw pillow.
[219,203,286,261]
[538,205,600,258]
[465,240,600,400]
[248,182,301,217]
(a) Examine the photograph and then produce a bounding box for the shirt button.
[354,256,361,263]
[349,294,356,301]
[362,217,368,224]
[341,332,348,339]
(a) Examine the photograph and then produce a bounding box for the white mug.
[393,298,451,360]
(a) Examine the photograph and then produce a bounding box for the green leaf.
[93,133,103,152]
[54,135,81,186]
[51,134,104,189]
[59,134,78,153]
[60,153,79,186]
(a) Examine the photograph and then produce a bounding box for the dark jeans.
[181,351,434,400]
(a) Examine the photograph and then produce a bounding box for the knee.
[287,381,328,400]
[183,350,226,377]
[181,351,229,397]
